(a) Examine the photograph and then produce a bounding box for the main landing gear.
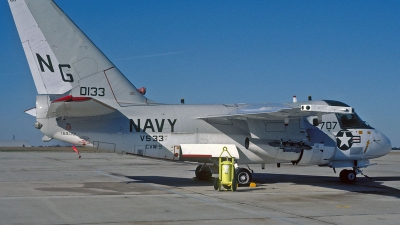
[195,165,253,185]
[195,165,212,180]
[235,168,252,185]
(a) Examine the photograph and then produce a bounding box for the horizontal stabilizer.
[42,135,52,142]
[47,97,116,118]
[24,107,36,117]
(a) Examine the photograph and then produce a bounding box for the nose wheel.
[339,169,356,183]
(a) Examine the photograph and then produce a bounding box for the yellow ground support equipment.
[214,147,237,191]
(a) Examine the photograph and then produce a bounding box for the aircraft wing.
[200,103,352,121]
[200,103,352,140]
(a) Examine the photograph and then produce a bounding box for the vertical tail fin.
[9,0,148,106]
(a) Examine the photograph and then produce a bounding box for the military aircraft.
[9,0,392,185]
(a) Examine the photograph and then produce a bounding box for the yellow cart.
[214,146,237,191]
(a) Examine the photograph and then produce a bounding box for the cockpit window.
[336,113,373,129]
[324,100,350,107]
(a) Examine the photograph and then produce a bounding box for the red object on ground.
[72,146,81,158]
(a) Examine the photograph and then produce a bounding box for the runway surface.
[0,150,399,225]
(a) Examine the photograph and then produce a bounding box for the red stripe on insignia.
[352,136,361,143]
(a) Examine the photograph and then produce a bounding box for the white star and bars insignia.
[336,130,353,150]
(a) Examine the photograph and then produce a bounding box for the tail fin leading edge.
[9,0,147,106]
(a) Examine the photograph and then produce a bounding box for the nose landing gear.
[339,167,371,183]
[339,169,356,183]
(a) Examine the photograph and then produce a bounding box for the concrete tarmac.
[0,150,399,225]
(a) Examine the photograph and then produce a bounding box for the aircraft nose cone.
[365,130,392,158]
[379,132,392,155]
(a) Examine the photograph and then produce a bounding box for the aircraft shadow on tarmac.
[126,173,400,198]
[253,173,400,198]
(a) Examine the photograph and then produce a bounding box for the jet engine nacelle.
[245,137,300,161]
[245,137,336,165]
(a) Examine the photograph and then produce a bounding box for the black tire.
[339,169,348,183]
[345,170,357,183]
[339,169,356,184]
[195,165,212,180]
[213,178,219,190]
[232,177,237,192]
[236,168,252,185]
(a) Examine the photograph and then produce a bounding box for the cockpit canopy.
[335,113,373,129]
[323,100,373,129]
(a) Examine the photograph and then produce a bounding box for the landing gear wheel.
[339,169,347,182]
[213,178,219,190]
[195,165,212,180]
[339,169,357,183]
[232,177,237,192]
[236,168,252,185]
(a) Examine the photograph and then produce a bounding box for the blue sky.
[1,0,399,147]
